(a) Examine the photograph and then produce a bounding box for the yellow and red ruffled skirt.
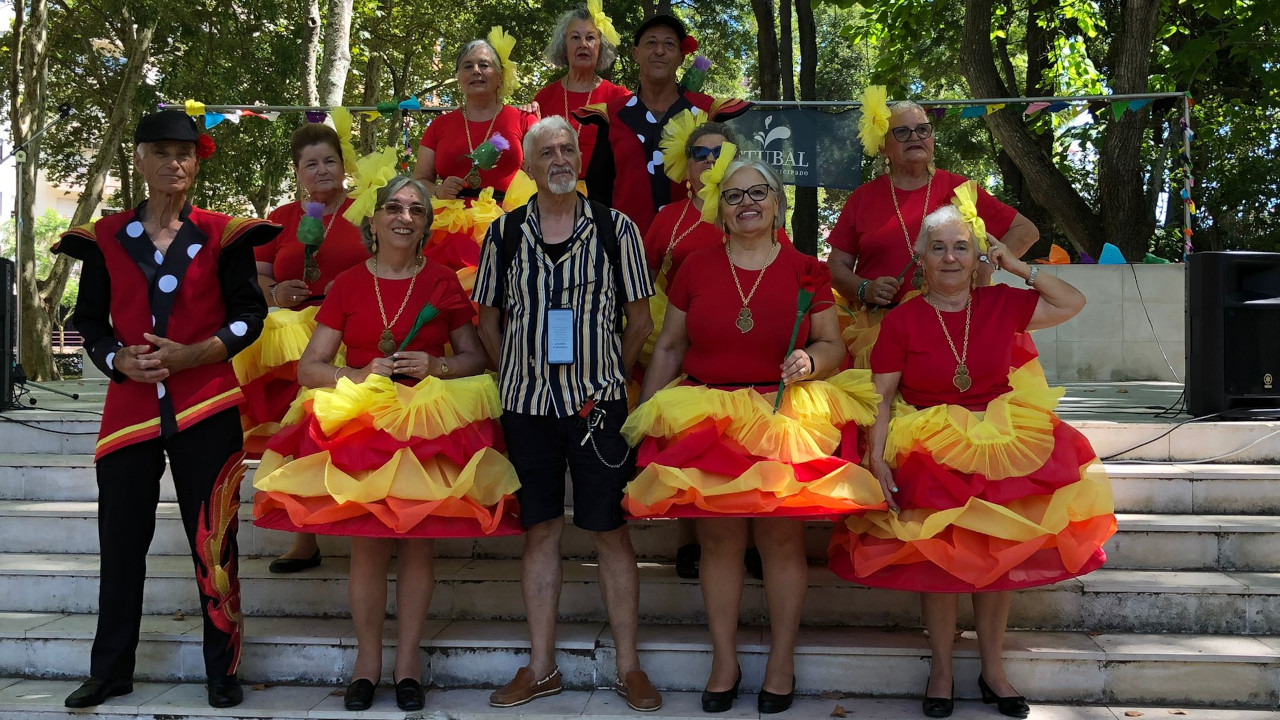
[232,306,341,458]
[252,373,522,538]
[827,362,1116,592]
[425,176,536,300]
[621,370,889,519]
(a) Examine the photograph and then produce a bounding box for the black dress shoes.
[922,680,954,717]
[757,676,795,714]
[700,667,741,713]
[207,675,243,708]
[676,543,701,579]
[64,678,132,708]
[344,678,377,710]
[978,675,1030,718]
[394,677,425,711]
[268,549,322,574]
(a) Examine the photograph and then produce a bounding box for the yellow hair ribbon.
[328,107,359,176]
[950,180,989,252]
[431,198,472,235]
[660,108,708,183]
[697,141,738,224]
[343,147,399,225]
[487,26,521,99]
[184,99,205,116]
[586,0,621,48]
[857,85,891,156]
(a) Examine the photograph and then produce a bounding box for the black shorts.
[501,397,633,532]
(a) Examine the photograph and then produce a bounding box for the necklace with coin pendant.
[889,170,933,290]
[303,200,343,283]
[372,254,422,356]
[725,238,780,333]
[927,293,973,392]
[463,105,503,188]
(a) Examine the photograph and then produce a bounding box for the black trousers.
[90,408,245,682]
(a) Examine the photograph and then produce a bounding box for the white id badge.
[547,308,575,365]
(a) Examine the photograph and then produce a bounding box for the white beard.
[547,172,577,195]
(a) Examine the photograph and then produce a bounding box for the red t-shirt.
[870,284,1039,410]
[316,259,476,370]
[419,106,538,193]
[532,78,629,177]
[667,243,834,386]
[257,198,369,295]
[643,198,794,281]
[827,169,1017,302]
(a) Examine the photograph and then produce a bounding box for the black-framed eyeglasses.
[380,202,429,219]
[687,145,722,162]
[890,123,933,142]
[721,183,772,206]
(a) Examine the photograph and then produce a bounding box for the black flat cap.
[633,13,687,46]
[134,111,200,145]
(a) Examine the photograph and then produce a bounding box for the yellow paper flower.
[660,109,708,183]
[469,187,506,240]
[951,180,990,252]
[431,198,472,235]
[488,26,521,99]
[858,85,891,156]
[587,0,621,48]
[698,141,738,224]
[184,99,205,116]
[343,147,399,225]
[502,170,537,211]
[328,107,360,176]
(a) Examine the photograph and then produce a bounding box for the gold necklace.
[725,238,780,333]
[926,293,973,392]
[659,199,700,280]
[462,104,503,188]
[371,255,422,356]
[561,77,596,138]
[888,170,933,290]
[303,196,344,284]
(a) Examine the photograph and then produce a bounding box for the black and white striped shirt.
[473,195,654,417]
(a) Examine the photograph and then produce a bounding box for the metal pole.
[13,153,22,365]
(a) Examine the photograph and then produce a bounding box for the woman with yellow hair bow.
[827,88,1040,368]
[533,2,630,175]
[239,119,372,574]
[252,172,520,713]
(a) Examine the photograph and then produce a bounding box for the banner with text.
[724,107,863,190]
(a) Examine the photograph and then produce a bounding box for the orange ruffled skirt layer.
[621,370,888,519]
[827,362,1116,592]
[425,177,536,300]
[252,374,522,538]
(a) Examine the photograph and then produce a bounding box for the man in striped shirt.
[474,116,661,711]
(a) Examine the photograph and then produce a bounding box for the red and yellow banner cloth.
[828,361,1115,592]
[253,373,521,538]
[621,370,888,518]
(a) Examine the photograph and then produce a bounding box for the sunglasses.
[380,202,429,219]
[890,123,934,142]
[721,183,772,206]
[687,145,723,162]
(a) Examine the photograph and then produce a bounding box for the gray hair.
[456,40,503,86]
[915,205,970,254]
[717,160,788,231]
[522,115,578,160]
[543,7,618,71]
[360,175,433,252]
[686,122,739,155]
[889,99,927,119]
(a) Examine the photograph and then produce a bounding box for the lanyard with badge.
[544,215,576,365]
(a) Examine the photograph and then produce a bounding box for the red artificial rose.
[798,257,831,293]
[195,133,216,159]
[681,36,699,55]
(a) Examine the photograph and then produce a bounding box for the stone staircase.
[1,388,1279,717]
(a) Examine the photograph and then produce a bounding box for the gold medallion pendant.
[735,308,754,333]
[465,168,482,188]
[377,330,397,357]
[303,258,321,284]
[952,363,972,392]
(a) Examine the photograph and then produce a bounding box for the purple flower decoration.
[302,201,325,220]
[304,110,327,124]
[489,133,510,152]
[693,55,711,71]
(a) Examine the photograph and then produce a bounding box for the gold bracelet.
[333,366,343,385]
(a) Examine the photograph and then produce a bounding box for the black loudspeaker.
[0,258,13,408]
[1186,251,1280,417]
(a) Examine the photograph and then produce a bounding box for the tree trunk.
[960,0,1104,258]
[1097,0,1162,261]
[749,0,780,101]
[14,0,53,379]
[779,0,795,102]
[116,144,133,210]
[301,0,321,105]
[359,0,390,155]
[791,0,819,255]
[318,0,354,106]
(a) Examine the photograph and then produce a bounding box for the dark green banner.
[724,107,864,190]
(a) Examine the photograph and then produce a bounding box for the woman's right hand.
[272,279,312,308]
[870,458,900,512]
[349,357,393,383]
[866,276,901,306]
[435,175,467,199]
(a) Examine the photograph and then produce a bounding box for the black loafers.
[268,549,322,574]
[64,678,132,708]
[978,675,1030,718]
[344,678,376,710]
[207,675,243,708]
[757,676,795,714]
[394,677,425,711]
[700,666,741,713]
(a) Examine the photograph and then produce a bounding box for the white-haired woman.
[828,206,1114,718]
[251,175,521,712]
[532,2,629,174]
[626,157,886,714]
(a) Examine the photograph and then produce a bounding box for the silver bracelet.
[1025,266,1039,287]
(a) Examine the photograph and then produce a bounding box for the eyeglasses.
[890,123,933,142]
[687,145,722,162]
[720,183,772,206]
[380,202,429,219]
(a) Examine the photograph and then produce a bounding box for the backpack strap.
[589,200,626,333]
[494,205,529,326]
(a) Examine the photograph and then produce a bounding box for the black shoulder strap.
[495,205,529,318]
[589,200,626,333]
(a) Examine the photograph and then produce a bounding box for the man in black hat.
[576,13,750,236]
[54,110,279,709]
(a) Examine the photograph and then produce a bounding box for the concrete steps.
[1,616,1278,706]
